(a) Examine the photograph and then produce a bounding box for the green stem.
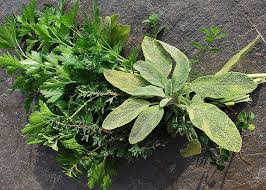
[50,29,73,47]
[220,95,250,103]
[68,96,98,120]
[247,73,266,79]
[254,78,266,84]
[15,39,27,58]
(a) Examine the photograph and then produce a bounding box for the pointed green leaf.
[103,69,148,95]
[61,0,80,27]
[180,139,202,157]
[0,19,17,49]
[134,61,167,88]
[132,85,165,98]
[216,35,260,75]
[129,105,164,144]
[102,98,150,130]
[191,72,257,99]
[142,36,172,76]
[0,54,24,74]
[158,41,190,92]
[187,102,242,152]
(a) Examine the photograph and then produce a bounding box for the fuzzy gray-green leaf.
[187,102,242,152]
[216,35,260,75]
[164,79,173,97]
[159,41,190,92]
[129,105,164,144]
[103,69,148,95]
[191,72,257,99]
[142,36,172,77]
[160,98,172,108]
[102,98,150,130]
[132,85,165,98]
[134,61,167,88]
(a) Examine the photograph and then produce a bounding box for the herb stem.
[50,29,73,47]
[69,96,98,120]
[15,39,27,58]
[247,73,266,79]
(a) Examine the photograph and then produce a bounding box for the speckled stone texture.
[0,0,265,190]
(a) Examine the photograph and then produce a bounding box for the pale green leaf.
[180,139,202,157]
[142,36,172,76]
[129,105,164,144]
[132,85,165,98]
[159,98,172,108]
[187,102,242,152]
[133,61,167,88]
[164,79,173,97]
[102,98,150,130]
[191,72,257,99]
[158,41,190,92]
[103,69,148,95]
[216,35,260,75]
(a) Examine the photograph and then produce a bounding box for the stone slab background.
[0,0,265,190]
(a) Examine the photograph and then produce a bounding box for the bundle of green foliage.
[0,0,265,189]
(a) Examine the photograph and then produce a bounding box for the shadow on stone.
[32,137,193,190]
[33,146,87,190]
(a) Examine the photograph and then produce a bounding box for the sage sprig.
[102,36,264,154]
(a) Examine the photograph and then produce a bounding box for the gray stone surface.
[0,0,265,190]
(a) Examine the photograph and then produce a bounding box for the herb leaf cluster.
[0,0,265,189]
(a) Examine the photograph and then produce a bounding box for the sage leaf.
[180,139,202,157]
[159,41,191,92]
[160,98,172,108]
[132,85,166,98]
[164,79,173,97]
[216,35,260,75]
[129,105,164,144]
[103,69,148,95]
[191,72,257,99]
[102,98,150,130]
[134,61,167,88]
[187,102,242,152]
[142,36,172,77]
